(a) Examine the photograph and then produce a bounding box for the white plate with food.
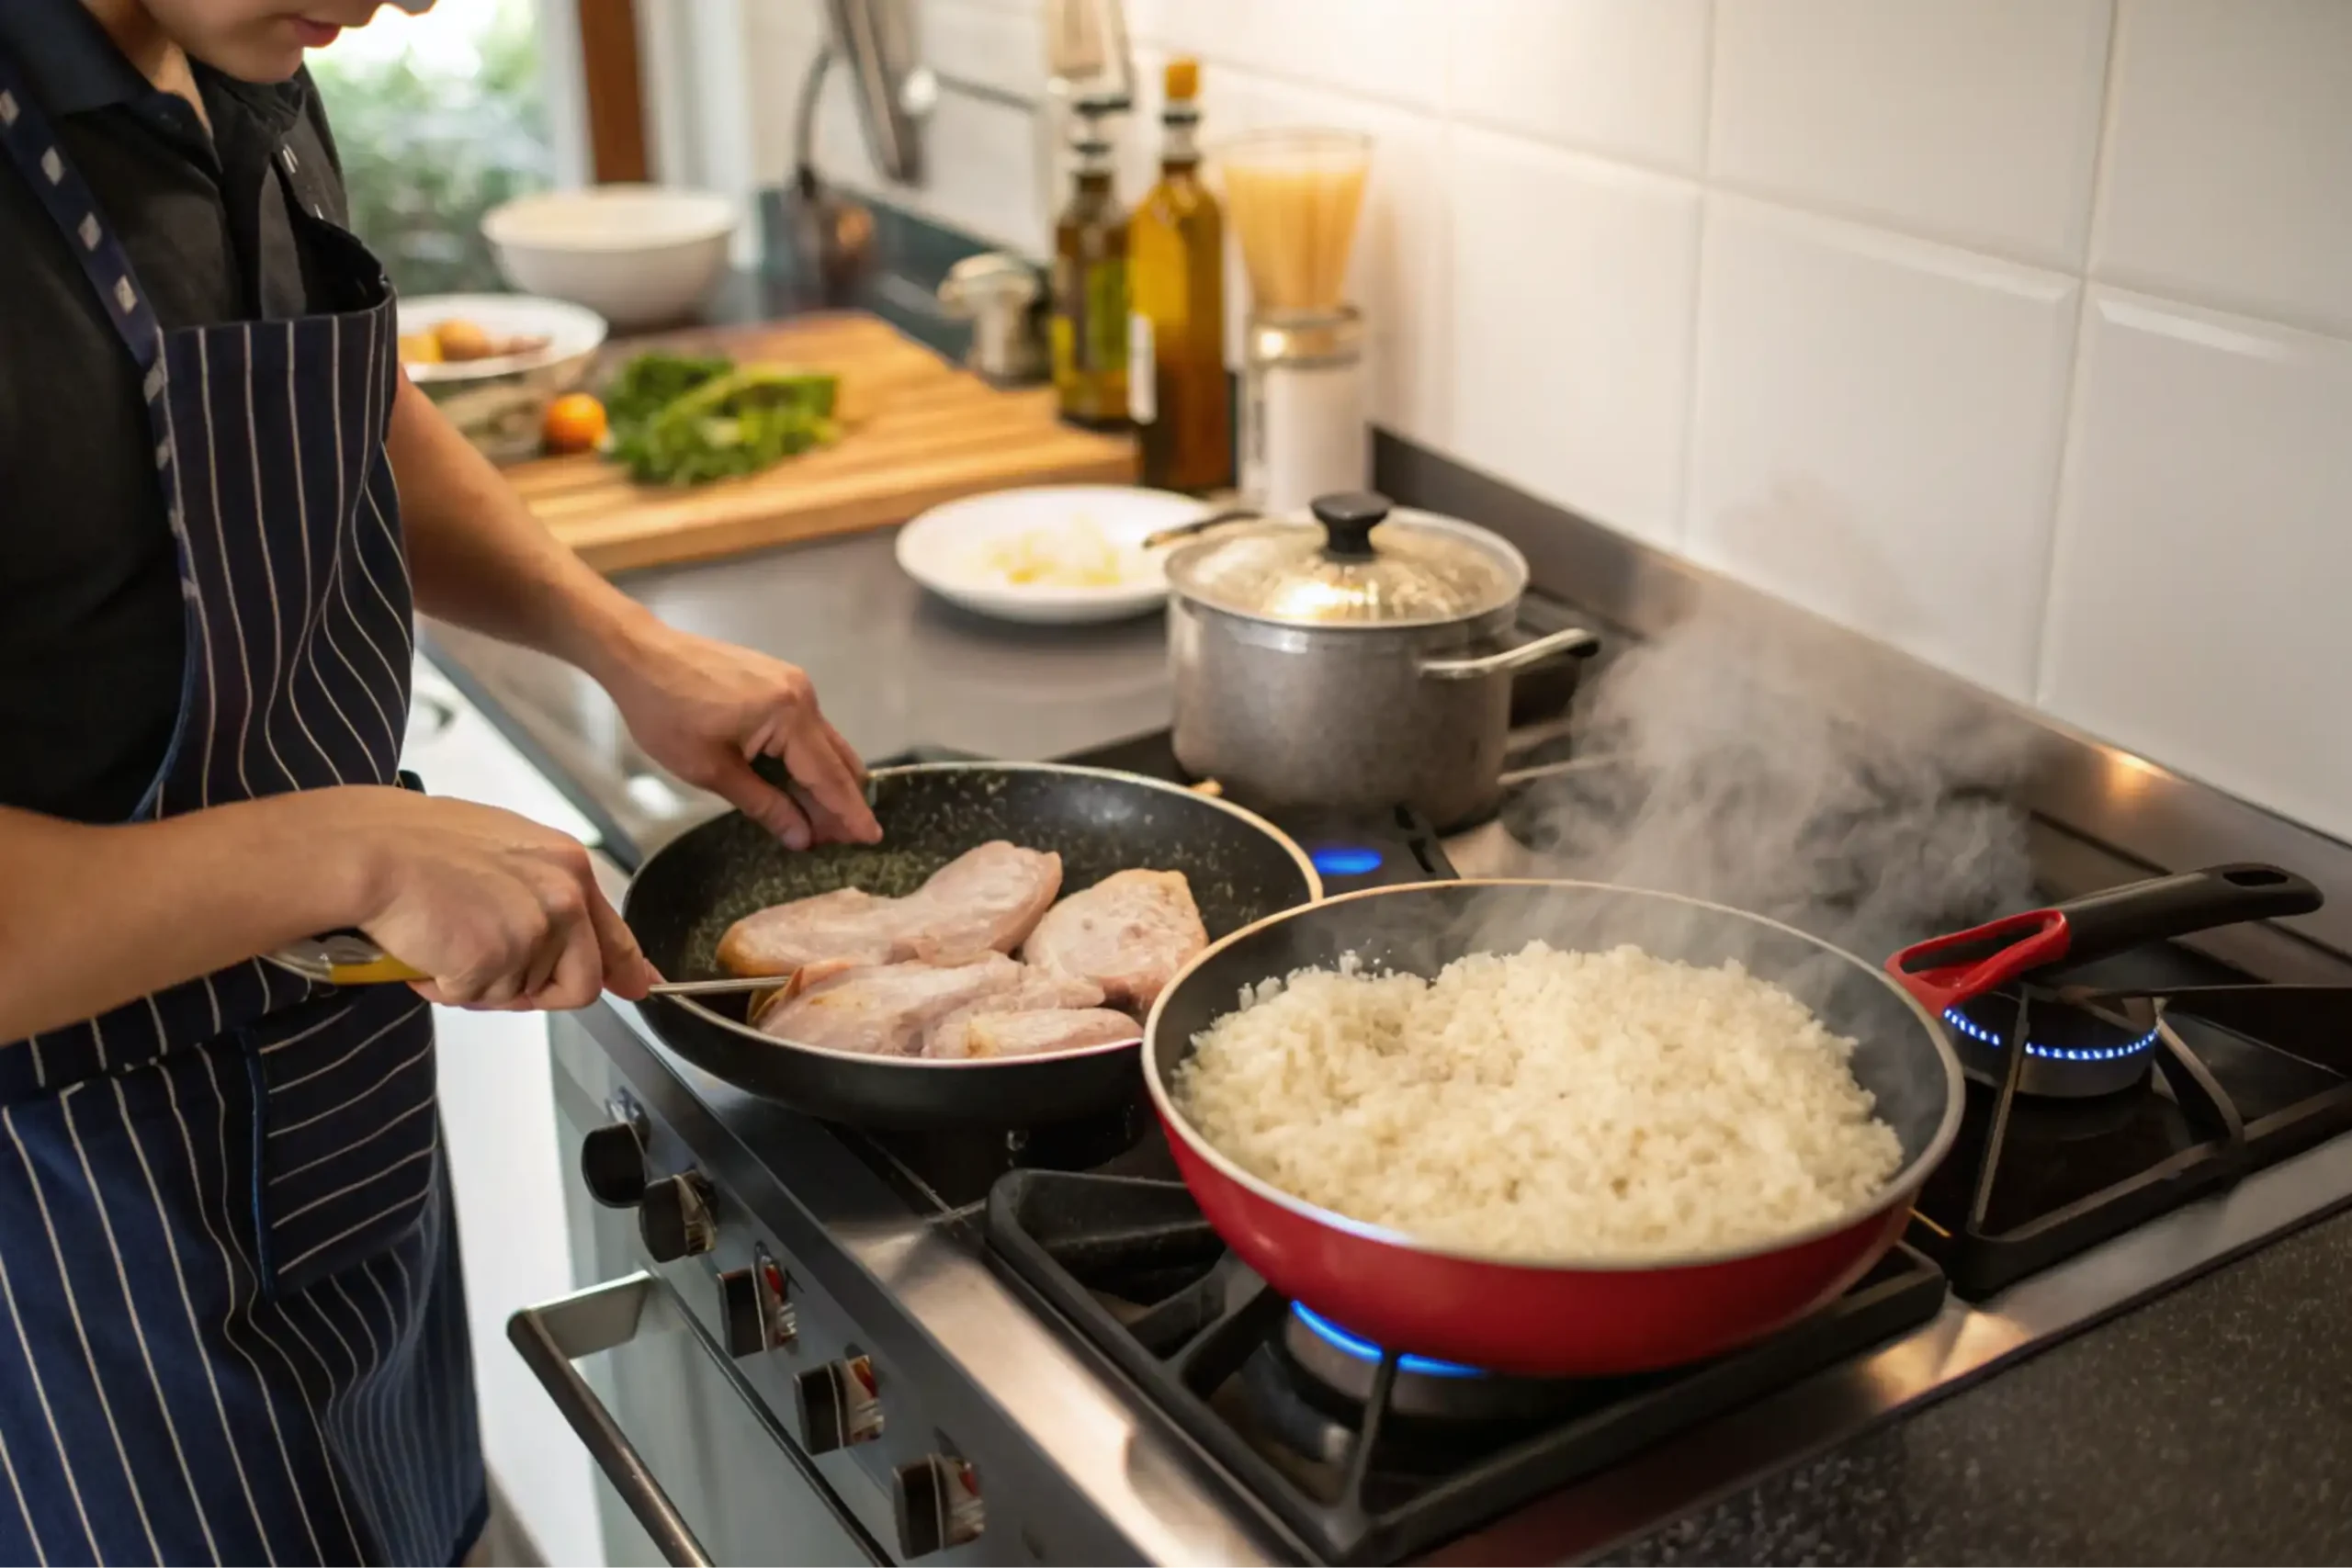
[397,293,608,464]
[895,485,1213,625]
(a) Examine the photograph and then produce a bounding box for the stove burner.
[1279,1304,1584,1423]
[1945,993,2161,1063]
[1943,991,2163,1100]
[1309,844,1387,878]
[1293,1306,1481,1380]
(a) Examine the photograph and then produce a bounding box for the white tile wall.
[675,0,2352,841]
[1685,197,2076,700]
[1710,0,2111,268]
[1450,128,1698,547]
[1445,0,1713,175]
[2041,291,2352,839]
[2092,0,2352,336]
[1127,0,1447,111]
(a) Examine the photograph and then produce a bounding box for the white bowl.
[896,486,1214,626]
[481,185,738,332]
[399,293,608,464]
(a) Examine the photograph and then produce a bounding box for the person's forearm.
[0,795,373,1043]
[388,375,658,684]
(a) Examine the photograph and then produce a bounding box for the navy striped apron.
[0,57,483,1567]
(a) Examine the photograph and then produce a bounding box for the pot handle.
[1419,626,1602,682]
[1887,863,2323,1014]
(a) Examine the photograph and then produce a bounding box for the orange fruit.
[543,393,608,456]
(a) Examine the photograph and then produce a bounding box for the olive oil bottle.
[1127,59,1230,491]
[1050,96,1130,427]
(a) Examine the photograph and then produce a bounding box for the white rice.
[1171,942,1904,1262]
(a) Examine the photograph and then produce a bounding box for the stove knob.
[578,1122,646,1208]
[718,1250,796,1357]
[895,1455,984,1557]
[638,1172,715,1262]
[795,1356,884,1453]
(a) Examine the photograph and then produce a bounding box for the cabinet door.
[439,1005,607,1567]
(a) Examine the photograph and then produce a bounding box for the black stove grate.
[985,1169,1949,1566]
[1908,975,2352,1298]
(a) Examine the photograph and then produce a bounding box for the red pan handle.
[1888,863,2324,1014]
[1886,910,2073,1014]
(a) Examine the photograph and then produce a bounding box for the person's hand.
[599,623,882,851]
[337,787,660,1010]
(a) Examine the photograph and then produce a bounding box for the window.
[310,0,650,299]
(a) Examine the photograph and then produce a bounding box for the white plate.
[396,293,608,384]
[896,485,1212,625]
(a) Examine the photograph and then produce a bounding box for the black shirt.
[0,1,357,822]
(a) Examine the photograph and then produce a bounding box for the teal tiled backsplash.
[755,185,1046,367]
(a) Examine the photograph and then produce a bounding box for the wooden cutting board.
[505,311,1136,574]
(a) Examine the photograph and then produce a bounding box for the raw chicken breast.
[752,953,1024,1055]
[926,1009,1144,1061]
[922,971,1107,1059]
[902,842,1067,962]
[718,842,1064,977]
[714,887,900,976]
[1022,869,1207,1011]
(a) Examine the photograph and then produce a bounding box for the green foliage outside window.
[310,1,552,299]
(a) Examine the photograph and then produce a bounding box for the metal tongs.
[266,933,797,999]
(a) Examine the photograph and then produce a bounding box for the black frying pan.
[623,762,1323,1129]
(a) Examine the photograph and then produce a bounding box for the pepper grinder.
[937,254,1046,387]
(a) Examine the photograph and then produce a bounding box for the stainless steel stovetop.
[540,728,2352,1567]
[452,525,2352,1565]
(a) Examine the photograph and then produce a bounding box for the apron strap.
[0,54,169,392]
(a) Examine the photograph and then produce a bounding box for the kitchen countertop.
[423,525,2352,1566]
[421,528,1174,863]
[1604,1201,2352,1565]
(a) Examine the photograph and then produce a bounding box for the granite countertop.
[1606,1203,2352,1565]
[423,525,2352,1567]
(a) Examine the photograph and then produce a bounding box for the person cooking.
[0,0,883,1562]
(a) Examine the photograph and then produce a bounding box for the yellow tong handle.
[326,954,434,985]
[269,935,431,987]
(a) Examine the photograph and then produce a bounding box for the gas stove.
[778,728,2352,1565]
[541,722,2352,1566]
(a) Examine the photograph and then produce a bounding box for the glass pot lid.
[1164,492,1525,626]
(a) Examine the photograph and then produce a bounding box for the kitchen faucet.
[818,0,928,185]
[784,0,1132,311]
[799,0,1133,198]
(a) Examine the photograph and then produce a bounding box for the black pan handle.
[1888,863,2323,1014]
[2049,863,2321,968]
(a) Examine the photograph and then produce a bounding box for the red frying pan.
[1141,865,2319,1377]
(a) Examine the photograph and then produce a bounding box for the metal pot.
[1165,491,1599,830]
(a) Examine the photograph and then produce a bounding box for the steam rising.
[1509,591,2039,966]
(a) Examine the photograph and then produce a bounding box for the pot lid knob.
[1311,491,1389,560]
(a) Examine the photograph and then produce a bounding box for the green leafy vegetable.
[601,352,842,486]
